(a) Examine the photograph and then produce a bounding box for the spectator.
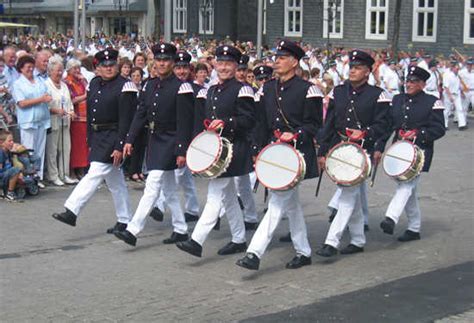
[34,50,52,83]
[0,57,14,129]
[194,63,209,88]
[64,59,89,179]
[45,56,77,186]
[128,66,145,182]
[2,46,19,88]
[133,52,148,78]
[80,56,96,83]
[0,131,21,201]
[12,55,51,188]
[119,59,133,79]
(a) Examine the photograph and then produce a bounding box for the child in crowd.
[0,131,22,201]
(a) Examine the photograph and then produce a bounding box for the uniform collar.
[277,74,298,89]
[348,81,369,94]
[158,72,175,83]
[407,90,424,99]
[100,73,119,84]
[216,77,235,90]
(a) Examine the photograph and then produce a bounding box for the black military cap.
[389,60,397,65]
[410,57,419,63]
[238,54,250,70]
[348,50,375,68]
[175,50,191,66]
[95,48,119,66]
[253,65,273,80]
[215,45,242,63]
[276,40,305,60]
[428,59,438,68]
[328,60,337,67]
[422,54,432,59]
[152,43,177,60]
[465,58,474,65]
[406,66,431,82]
[449,60,459,66]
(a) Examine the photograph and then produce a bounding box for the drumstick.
[315,169,324,197]
[258,159,298,173]
[253,180,259,193]
[370,161,379,187]
[327,155,363,170]
[264,187,269,203]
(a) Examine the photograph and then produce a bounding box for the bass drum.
[255,142,306,191]
[325,141,372,186]
[186,130,233,179]
[382,140,424,181]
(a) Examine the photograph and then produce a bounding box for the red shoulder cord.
[345,128,367,142]
[273,129,299,143]
[398,129,418,139]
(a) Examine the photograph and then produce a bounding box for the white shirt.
[443,70,461,95]
[383,68,400,95]
[45,78,74,130]
[459,68,474,91]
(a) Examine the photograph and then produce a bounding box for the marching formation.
[49,40,447,271]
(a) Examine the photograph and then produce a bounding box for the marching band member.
[236,40,323,270]
[114,43,195,246]
[442,61,467,130]
[316,50,391,258]
[380,66,445,241]
[176,45,256,257]
[151,50,201,224]
[51,49,136,232]
[424,60,442,99]
[459,58,474,113]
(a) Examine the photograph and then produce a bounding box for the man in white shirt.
[417,54,431,72]
[424,60,441,99]
[459,58,474,113]
[383,60,401,97]
[443,61,467,130]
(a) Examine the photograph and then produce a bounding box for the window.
[173,0,187,33]
[199,0,214,35]
[464,0,474,44]
[284,0,303,37]
[323,0,344,39]
[263,0,267,35]
[412,0,438,42]
[365,0,388,40]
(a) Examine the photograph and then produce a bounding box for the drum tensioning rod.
[384,154,412,163]
[189,144,217,159]
[327,156,363,170]
[258,159,298,173]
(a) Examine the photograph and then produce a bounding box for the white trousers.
[20,126,47,180]
[64,161,131,223]
[127,169,187,236]
[462,90,474,110]
[328,182,369,225]
[155,166,200,216]
[325,184,366,249]
[45,127,71,181]
[191,177,246,246]
[385,176,421,233]
[444,94,467,128]
[247,187,311,258]
[235,174,258,223]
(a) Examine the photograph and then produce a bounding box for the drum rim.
[382,140,417,178]
[325,141,369,185]
[255,142,303,190]
[186,130,223,173]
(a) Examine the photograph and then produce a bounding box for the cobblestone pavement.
[0,127,473,322]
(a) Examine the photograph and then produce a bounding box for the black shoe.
[328,207,338,223]
[52,209,77,227]
[213,217,221,231]
[244,221,258,231]
[380,217,395,235]
[237,196,245,210]
[106,222,127,234]
[340,244,364,255]
[163,232,189,244]
[459,126,468,131]
[149,207,164,222]
[364,224,370,232]
[236,253,260,270]
[279,232,292,242]
[114,230,137,246]
[176,239,202,257]
[315,244,338,258]
[184,212,199,222]
[398,230,421,242]
[286,254,312,269]
[217,241,247,255]
[263,207,268,214]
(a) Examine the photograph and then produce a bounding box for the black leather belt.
[91,123,118,131]
[148,121,176,133]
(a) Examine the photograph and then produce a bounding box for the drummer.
[176,45,256,258]
[316,49,391,258]
[379,66,445,241]
[236,40,323,270]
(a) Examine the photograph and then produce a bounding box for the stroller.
[11,146,40,199]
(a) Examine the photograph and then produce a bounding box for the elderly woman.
[12,55,52,187]
[45,56,78,186]
[64,58,89,179]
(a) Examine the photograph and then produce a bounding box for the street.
[1,126,473,322]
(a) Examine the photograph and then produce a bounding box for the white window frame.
[412,0,438,42]
[365,0,388,40]
[263,0,267,35]
[284,0,303,37]
[464,0,474,44]
[199,0,214,35]
[323,0,344,39]
[173,0,187,33]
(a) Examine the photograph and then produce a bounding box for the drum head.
[383,141,416,177]
[326,142,367,184]
[186,131,221,173]
[255,143,301,190]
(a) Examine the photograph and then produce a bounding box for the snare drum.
[255,142,306,191]
[325,142,372,186]
[186,131,233,179]
[382,140,425,181]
